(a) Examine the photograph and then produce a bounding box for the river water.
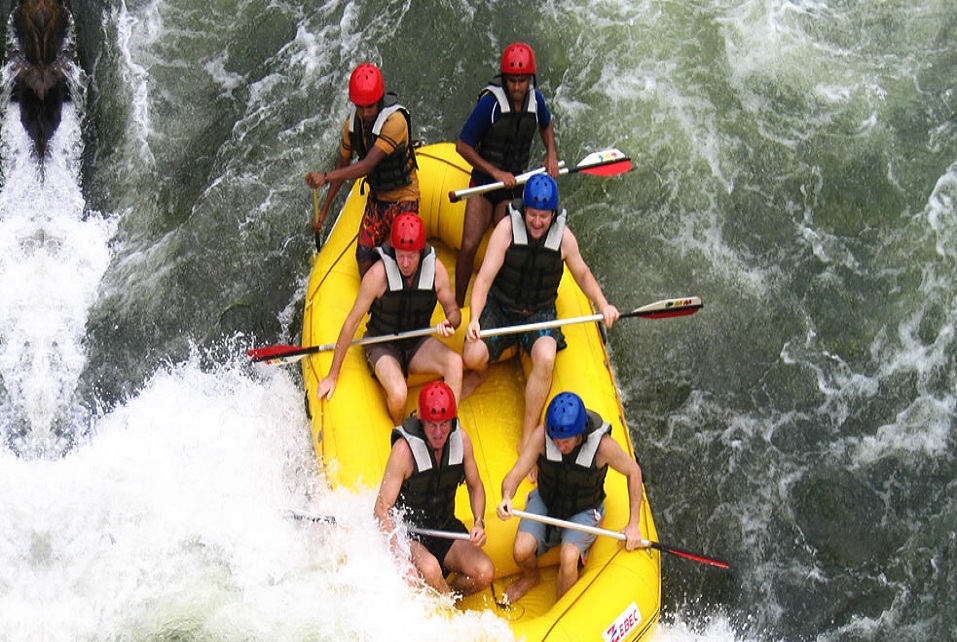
[0,0,955,640]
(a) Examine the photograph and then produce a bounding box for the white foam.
[0,355,514,640]
[0,104,117,454]
[923,160,957,261]
[655,612,747,642]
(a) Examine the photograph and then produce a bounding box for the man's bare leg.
[504,531,541,603]
[455,197,493,307]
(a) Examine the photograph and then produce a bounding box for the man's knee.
[417,554,445,586]
[513,531,538,562]
[559,542,583,568]
[473,554,495,587]
[443,349,464,374]
[379,376,408,410]
[389,385,408,407]
[531,338,557,372]
[463,342,489,370]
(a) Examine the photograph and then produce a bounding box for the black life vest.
[475,76,540,175]
[392,417,466,529]
[537,410,610,520]
[490,201,565,312]
[347,92,417,194]
[366,242,438,337]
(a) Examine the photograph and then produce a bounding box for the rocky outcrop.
[9,0,73,159]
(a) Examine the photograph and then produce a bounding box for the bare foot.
[504,573,540,604]
[461,369,488,399]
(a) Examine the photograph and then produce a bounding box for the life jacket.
[347,92,417,194]
[392,417,466,529]
[366,242,438,336]
[537,410,610,520]
[475,75,540,175]
[490,200,565,312]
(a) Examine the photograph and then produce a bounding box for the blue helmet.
[545,392,587,439]
[523,174,559,211]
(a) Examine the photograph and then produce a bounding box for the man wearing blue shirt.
[454,43,560,307]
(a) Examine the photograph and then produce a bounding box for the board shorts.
[518,489,604,561]
[410,517,468,575]
[479,292,567,363]
[356,198,419,265]
[364,336,430,377]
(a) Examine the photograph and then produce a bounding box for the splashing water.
[0,90,116,456]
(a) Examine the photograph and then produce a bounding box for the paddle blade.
[627,297,703,319]
[574,148,632,176]
[287,509,336,524]
[649,541,730,569]
[578,158,632,176]
[246,344,315,365]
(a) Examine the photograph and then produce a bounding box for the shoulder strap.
[371,103,407,136]
[375,244,403,291]
[574,416,610,467]
[508,202,528,245]
[483,83,511,113]
[446,421,464,465]
[393,420,433,472]
[542,209,566,251]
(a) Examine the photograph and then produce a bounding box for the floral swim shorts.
[355,198,419,265]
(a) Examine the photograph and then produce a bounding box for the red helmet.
[501,43,536,75]
[390,213,426,251]
[349,63,384,105]
[419,382,457,421]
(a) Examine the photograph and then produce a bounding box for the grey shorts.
[364,336,430,377]
[518,489,604,559]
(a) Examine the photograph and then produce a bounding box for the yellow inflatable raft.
[301,142,661,641]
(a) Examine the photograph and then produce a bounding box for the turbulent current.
[0,0,955,640]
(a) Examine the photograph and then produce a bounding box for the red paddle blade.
[578,157,633,176]
[638,305,701,319]
[651,542,730,569]
[629,297,703,319]
[247,344,312,363]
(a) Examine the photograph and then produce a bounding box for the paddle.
[246,297,702,366]
[312,188,322,251]
[447,160,565,203]
[511,509,729,569]
[248,325,442,365]
[476,296,702,339]
[287,508,471,541]
[448,148,632,203]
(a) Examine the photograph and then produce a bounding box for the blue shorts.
[518,489,604,559]
[479,293,567,363]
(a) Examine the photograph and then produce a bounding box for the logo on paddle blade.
[603,602,642,642]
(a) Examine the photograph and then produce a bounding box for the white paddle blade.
[577,148,627,167]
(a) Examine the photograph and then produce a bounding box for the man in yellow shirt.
[306,63,419,276]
